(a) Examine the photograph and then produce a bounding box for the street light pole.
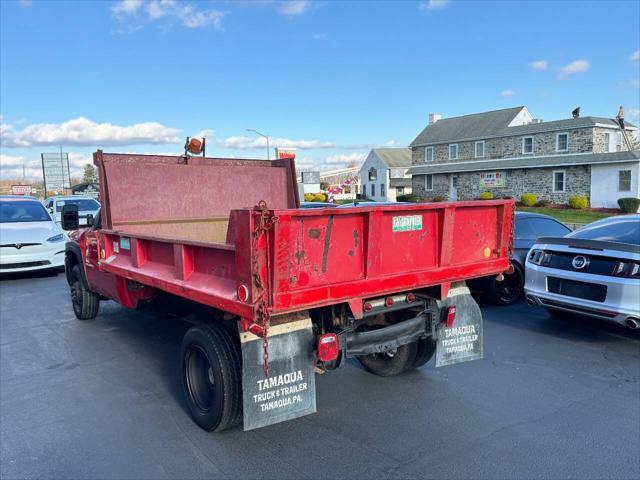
[246,128,270,160]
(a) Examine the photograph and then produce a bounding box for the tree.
[82,164,98,184]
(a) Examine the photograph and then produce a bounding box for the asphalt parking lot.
[1,272,639,480]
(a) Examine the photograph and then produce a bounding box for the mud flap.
[435,283,483,367]
[240,313,317,431]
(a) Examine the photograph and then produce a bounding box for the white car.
[524,214,640,330]
[0,196,66,273]
[43,196,100,227]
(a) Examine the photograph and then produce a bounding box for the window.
[371,184,376,196]
[449,144,458,160]
[553,170,565,192]
[396,187,405,195]
[362,184,366,196]
[55,198,100,212]
[475,141,485,158]
[616,133,623,152]
[368,167,377,181]
[603,132,610,152]
[516,218,571,239]
[425,174,433,191]
[556,133,569,152]
[380,183,386,198]
[522,137,534,154]
[0,201,51,223]
[425,146,434,162]
[568,217,640,245]
[619,170,632,192]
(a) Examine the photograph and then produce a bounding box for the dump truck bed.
[90,152,514,323]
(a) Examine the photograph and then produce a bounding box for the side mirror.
[61,204,79,231]
[85,214,94,227]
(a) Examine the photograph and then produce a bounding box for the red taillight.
[406,293,416,302]
[445,305,456,328]
[237,284,249,302]
[318,333,339,362]
[385,297,395,307]
[363,302,373,312]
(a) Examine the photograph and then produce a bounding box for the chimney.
[429,113,442,125]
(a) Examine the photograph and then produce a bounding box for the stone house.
[359,148,412,201]
[408,107,640,207]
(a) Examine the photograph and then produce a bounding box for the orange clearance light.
[317,333,339,362]
[184,136,205,156]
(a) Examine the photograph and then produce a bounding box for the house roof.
[410,107,526,146]
[372,148,412,168]
[408,150,640,175]
[410,107,638,147]
[389,178,413,188]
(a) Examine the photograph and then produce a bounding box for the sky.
[1,0,639,180]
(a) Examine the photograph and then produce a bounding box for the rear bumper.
[524,264,640,326]
[345,313,430,356]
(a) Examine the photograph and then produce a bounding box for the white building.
[359,148,412,202]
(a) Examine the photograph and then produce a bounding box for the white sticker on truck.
[392,215,422,232]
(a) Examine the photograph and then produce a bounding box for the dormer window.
[522,136,534,154]
[556,133,569,152]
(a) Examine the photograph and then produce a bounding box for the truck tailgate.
[268,201,513,312]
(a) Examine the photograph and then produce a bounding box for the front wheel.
[357,341,418,377]
[181,323,243,432]
[70,266,99,320]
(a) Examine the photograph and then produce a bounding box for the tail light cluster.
[613,261,640,278]
[528,249,550,265]
[317,333,339,362]
[363,293,418,313]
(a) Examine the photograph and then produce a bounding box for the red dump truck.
[61,151,514,431]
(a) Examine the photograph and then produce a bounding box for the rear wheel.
[181,323,242,432]
[357,341,418,377]
[486,262,524,306]
[70,266,99,320]
[409,337,437,369]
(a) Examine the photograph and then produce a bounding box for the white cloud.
[558,59,589,78]
[631,50,640,61]
[500,89,515,97]
[1,117,181,148]
[419,0,450,12]
[385,140,397,146]
[628,109,640,122]
[217,135,335,150]
[278,1,310,17]
[325,153,366,165]
[530,60,548,70]
[111,0,225,29]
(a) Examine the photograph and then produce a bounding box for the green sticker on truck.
[392,215,422,232]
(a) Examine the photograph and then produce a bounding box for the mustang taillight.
[613,261,640,278]
[317,333,339,362]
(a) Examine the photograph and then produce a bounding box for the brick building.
[408,107,639,207]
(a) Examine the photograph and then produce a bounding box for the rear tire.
[486,262,524,306]
[70,266,99,320]
[181,323,243,432]
[409,337,437,369]
[357,341,418,377]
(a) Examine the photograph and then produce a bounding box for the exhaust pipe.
[625,318,640,330]
[525,296,536,306]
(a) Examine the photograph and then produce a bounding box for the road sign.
[41,152,71,191]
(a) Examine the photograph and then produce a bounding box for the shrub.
[618,197,640,213]
[536,199,551,207]
[520,193,537,207]
[568,195,588,209]
[314,193,327,202]
[430,195,446,202]
[479,191,494,200]
[304,193,314,202]
[397,194,419,203]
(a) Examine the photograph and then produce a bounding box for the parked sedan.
[469,212,571,305]
[524,214,640,329]
[0,196,66,273]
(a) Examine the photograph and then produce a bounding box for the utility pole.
[246,129,270,160]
